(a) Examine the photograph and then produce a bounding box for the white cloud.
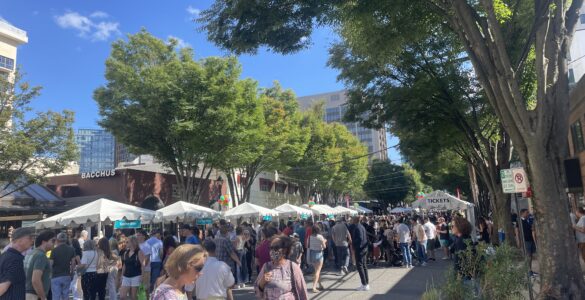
[186,5,201,16]
[54,11,120,41]
[168,35,191,49]
[90,11,109,18]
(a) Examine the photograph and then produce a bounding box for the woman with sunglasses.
[151,244,207,300]
[255,236,308,300]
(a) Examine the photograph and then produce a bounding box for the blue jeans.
[150,262,162,291]
[237,249,249,284]
[335,246,349,270]
[416,241,428,264]
[51,275,72,300]
[399,243,412,266]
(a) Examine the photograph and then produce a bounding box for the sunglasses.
[189,262,204,272]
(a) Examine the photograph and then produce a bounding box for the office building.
[0,18,27,78]
[569,2,585,86]
[76,129,116,173]
[297,90,388,161]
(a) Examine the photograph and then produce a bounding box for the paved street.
[233,258,449,300]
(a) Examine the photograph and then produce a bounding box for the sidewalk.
[233,258,450,300]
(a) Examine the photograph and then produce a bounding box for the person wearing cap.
[50,232,79,300]
[25,230,56,300]
[146,229,163,293]
[181,224,201,244]
[0,227,34,300]
[288,233,303,265]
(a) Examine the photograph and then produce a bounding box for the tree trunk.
[491,188,513,246]
[524,147,584,298]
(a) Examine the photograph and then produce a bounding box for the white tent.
[35,198,158,229]
[334,206,358,216]
[302,204,338,216]
[274,203,313,218]
[352,205,374,214]
[388,207,414,214]
[412,190,477,239]
[156,201,221,223]
[223,202,280,220]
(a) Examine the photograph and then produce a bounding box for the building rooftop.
[0,18,28,44]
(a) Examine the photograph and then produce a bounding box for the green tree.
[0,71,77,197]
[222,82,309,203]
[94,30,264,204]
[363,160,422,208]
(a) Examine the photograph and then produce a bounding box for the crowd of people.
[2,205,579,300]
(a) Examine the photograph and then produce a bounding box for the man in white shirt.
[396,218,412,268]
[423,217,437,261]
[411,217,428,266]
[196,240,235,300]
[573,207,585,263]
[146,229,163,293]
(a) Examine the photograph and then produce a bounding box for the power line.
[287,144,399,172]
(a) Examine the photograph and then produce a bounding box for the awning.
[156,201,221,223]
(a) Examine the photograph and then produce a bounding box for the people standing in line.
[573,207,585,262]
[235,226,250,289]
[331,217,351,275]
[308,225,327,293]
[195,240,235,300]
[437,217,451,260]
[412,217,428,266]
[25,230,55,300]
[423,217,437,261]
[151,244,206,300]
[0,227,35,300]
[396,217,412,268]
[350,216,370,291]
[51,232,79,300]
[515,209,537,276]
[119,236,144,300]
[255,236,308,300]
[146,229,163,293]
[134,230,151,293]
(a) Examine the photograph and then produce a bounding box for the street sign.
[500,168,529,193]
[196,218,213,225]
[114,220,141,229]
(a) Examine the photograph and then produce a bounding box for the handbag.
[290,261,299,299]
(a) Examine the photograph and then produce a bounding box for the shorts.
[185,282,196,292]
[121,275,142,287]
[524,241,536,254]
[439,239,449,248]
[308,250,323,264]
[426,239,436,250]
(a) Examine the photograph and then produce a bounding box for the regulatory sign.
[500,168,529,193]
[114,220,141,229]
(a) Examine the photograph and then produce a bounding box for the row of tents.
[33,198,373,230]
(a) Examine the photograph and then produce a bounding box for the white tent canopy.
[302,204,338,216]
[223,202,280,220]
[35,198,158,229]
[352,206,374,214]
[334,206,358,216]
[388,207,414,214]
[156,201,221,223]
[274,203,313,218]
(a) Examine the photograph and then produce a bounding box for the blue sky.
[3,0,401,162]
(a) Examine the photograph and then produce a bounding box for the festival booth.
[156,201,220,223]
[223,202,280,224]
[274,203,313,220]
[352,205,374,214]
[301,204,338,219]
[334,205,358,216]
[34,198,158,236]
[388,207,415,214]
[412,190,477,239]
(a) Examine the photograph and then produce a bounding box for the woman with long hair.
[255,236,308,300]
[94,237,115,300]
[119,236,144,300]
[308,225,327,293]
[478,217,491,244]
[151,244,207,300]
[451,217,474,278]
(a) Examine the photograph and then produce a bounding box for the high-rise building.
[0,18,27,78]
[76,129,116,173]
[297,90,388,161]
[569,2,585,86]
[115,142,138,167]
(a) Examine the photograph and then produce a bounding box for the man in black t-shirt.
[0,227,34,300]
[515,209,537,276]
[51,233,79,300]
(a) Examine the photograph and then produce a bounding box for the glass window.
[0,55,14,71]
[330,94,340,102]
[288,184,298,194]
[275,182,287,194]
[569,69,576,84]
[259,178,273,192]
[571,121,585,154]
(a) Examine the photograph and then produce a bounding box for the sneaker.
[342,266,349,274]
[363,284,370,291]
[408,264,413,268]
[338,271,345,276]
[421,262,427,266]
[356,285,365,291]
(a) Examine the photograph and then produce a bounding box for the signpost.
[500,168,528,193]
[114,220,141,229]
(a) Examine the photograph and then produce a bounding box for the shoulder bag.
[290,260,299,299]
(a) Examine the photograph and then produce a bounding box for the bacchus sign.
[81,169,117,179]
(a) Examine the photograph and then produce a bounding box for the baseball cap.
[57,232,69,242]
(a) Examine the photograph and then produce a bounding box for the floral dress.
[151,283,188,300]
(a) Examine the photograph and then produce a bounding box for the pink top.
[255,239,271,270]
[255,260,308,300]
[151,283,188,300]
